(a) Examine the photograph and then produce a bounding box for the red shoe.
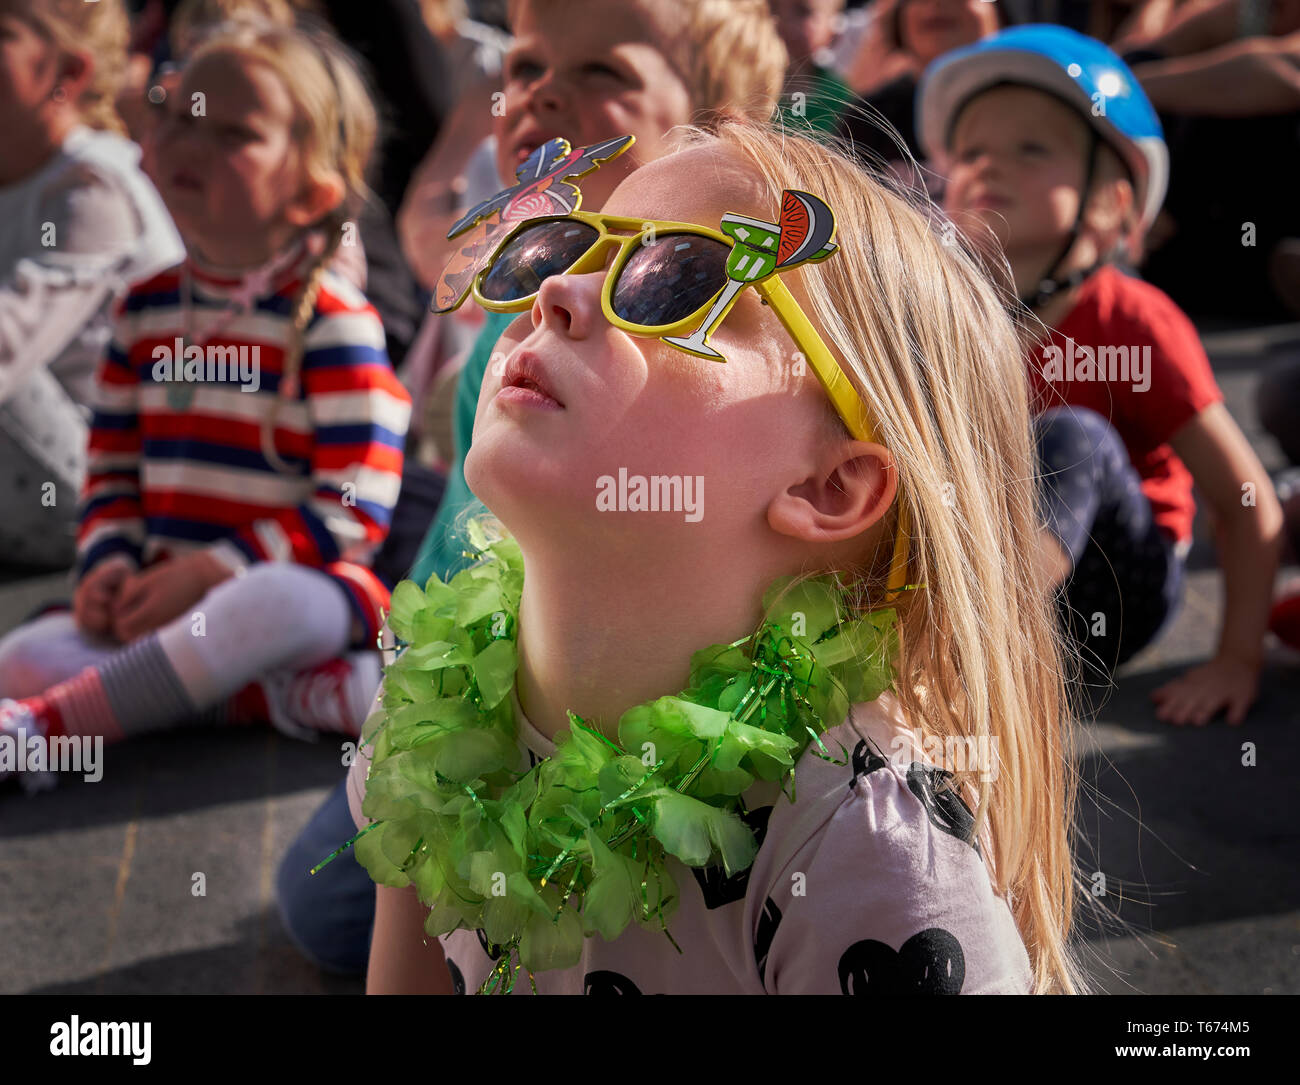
[255,654,381,741]
[0,699,58,794]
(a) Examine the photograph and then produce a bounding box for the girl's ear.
[1084,175,1134,239]
[55,48,94,102]
[284,170,347,228]
[766,439,898,544]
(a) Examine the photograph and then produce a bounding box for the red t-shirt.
[1025,266,1223,545]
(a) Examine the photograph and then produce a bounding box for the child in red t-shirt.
[919,27,1284,725]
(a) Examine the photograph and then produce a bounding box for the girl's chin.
[161,196,204,225]
[166,204,219,242]
[961,207,1017,243]
[464,443,587,512]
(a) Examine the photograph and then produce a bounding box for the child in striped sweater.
[0,22,411,782]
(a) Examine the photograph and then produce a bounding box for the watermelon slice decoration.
[776,190,837,268]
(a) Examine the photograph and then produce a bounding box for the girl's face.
[496,0,694,212]
[464,147,838,545]
[771,0,841,69]
[899,0,998,66]
[153,50,313,264]
[0,11,71,151]
[943,86,1091,253]
[0,12,52,118]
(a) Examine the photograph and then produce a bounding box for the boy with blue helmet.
[919,25,1284,727]
[919,23,1168,306]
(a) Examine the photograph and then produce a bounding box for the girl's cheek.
[227,149,285,216]
[944,167,971,211]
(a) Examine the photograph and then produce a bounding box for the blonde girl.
[0,0,183,566]
[0,24,410,781]
[353,117,1088,995]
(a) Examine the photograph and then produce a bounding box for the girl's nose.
[968,149,1001,178]
[524,68,564,115]
[532,269,604,340]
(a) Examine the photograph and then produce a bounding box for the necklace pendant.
[167,333,198,411]
[166,379,196,411]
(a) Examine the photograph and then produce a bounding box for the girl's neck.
[1009,234,1103,327]
[512,538,791,744]
[1031,279,1087,331]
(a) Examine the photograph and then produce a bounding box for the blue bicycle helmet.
[916,24,1168,231]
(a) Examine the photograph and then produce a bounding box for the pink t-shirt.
[347,689,1033,994]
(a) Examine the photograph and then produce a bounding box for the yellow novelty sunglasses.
[467,206,913,598]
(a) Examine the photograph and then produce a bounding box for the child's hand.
[112,552,232,643]
[1150,654,1260,727]
[73,557,135,638]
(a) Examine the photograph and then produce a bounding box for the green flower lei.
[337,523,898,994]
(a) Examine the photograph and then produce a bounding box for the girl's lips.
[495,384,564,410]
[510,126,556,164]
[498,349,564,409]
[169,169,205,193]
[970,191,1011,210]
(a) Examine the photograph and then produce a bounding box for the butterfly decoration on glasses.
[433,134,637,313]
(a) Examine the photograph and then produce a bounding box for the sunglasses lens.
[481,219,601,302]
[612,234,730,327]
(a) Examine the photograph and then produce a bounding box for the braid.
[283,222,345,396]
[260,220,347,473]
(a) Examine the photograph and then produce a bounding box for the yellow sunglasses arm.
[756,276,912,598]
[756,276,874,443]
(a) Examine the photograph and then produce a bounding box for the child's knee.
[1036,406,1125,470]
[1037,405,1110,443]
[0,616,87,698]
[203,564,350,662]
[0,640,45,699]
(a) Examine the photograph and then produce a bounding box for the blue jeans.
[275,777,375,976]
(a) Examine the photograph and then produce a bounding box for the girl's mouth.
[969,189,1010,210]
[497,383,562,409]
[499,350,564,409]
[169,169,205,193]
[510,125,556,165]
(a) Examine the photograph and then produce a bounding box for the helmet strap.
[1019,128,1101,312]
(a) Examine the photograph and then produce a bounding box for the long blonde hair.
[683,119,1090,994]
[186,23,378,466]
[17,0,130,134]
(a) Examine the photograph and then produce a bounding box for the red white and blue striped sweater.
[77,249,412,646]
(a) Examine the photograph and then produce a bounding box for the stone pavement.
[2,321,1298,995]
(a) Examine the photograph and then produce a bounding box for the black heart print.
[754,896,783,986]
[906,763,981,856]
[837,928,965,994]
[691,805,773,909]
[583,969,642,995]
[849,737,890,788]
[446,956,466,995]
